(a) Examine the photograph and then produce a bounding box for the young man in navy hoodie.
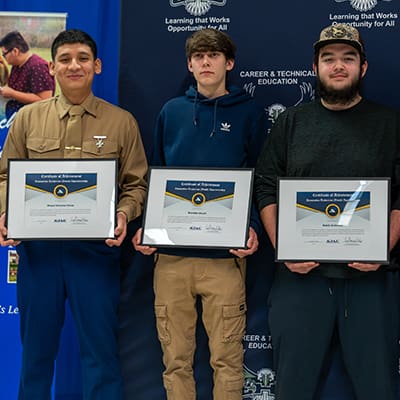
[133,28,267,400]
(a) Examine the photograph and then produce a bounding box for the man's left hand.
[348,262,381,272]
[229,227,258,258]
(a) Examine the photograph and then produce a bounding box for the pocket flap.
[26,137,60,153]
[223,303,247,318]
[82,139,118,155]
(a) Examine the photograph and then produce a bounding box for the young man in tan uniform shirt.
[0,29,147,400]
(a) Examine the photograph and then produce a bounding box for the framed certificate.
[276,178,390,263]
[6,159,118,240]
[141,167,254,249]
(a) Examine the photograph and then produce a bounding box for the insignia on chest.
[93,136,107,152]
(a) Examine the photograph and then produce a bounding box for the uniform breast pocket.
[82,139,118,158]
[26,137,61,158]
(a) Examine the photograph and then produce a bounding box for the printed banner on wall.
[0,12,66,154]
[0,12,66,400]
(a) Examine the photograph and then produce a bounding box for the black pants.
[268,266,400,400]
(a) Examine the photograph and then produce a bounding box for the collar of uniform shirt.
[56,92,98,119]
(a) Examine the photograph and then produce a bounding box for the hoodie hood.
[186,85,252,136]
[185,85,251,106]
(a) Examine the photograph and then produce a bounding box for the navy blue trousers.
[16,241,123,400]
[268,266,400,400]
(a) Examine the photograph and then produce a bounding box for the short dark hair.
[185,28,236,60]
[51,29,97,60]
[0,31,29,53]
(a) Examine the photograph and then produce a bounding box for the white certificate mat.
[276,178,390,263]
[141,167,254,249]
[6,159,117,240]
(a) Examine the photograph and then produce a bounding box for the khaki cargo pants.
[154,254,247,400]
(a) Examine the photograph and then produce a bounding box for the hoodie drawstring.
[209,99,219,137]
[193,90,222,137]
[192,90,198,126]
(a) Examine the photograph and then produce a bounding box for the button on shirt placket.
[65,105,85,157]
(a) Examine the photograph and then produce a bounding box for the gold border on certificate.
[276,178,390,264]
[141,167,254,249]
[6,159,117,240]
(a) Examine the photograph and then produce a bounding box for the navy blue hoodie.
[151,85,268,258]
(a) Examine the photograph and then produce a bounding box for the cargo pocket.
[222,302,247,342]
[225,377,243,400]
[155,304,171,345]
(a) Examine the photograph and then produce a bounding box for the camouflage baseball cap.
[313,24,365,55]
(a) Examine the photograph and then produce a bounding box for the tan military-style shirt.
[0,93,148,222]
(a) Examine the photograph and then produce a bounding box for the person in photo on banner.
[0,30,55,119]
[0,29,148,400]
[255,23,400,400]
[132,28,268,400]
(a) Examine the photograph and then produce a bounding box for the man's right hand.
[132,227,157,256]
[0,213,20,247]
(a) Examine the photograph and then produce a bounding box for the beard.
[316,71,362,105]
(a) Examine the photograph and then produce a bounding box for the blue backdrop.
[118,1,400,400]
[0,1,400,399]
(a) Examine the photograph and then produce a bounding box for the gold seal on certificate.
[6,159,118,240]
[141,167,254,249]
[276,178,390,264]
